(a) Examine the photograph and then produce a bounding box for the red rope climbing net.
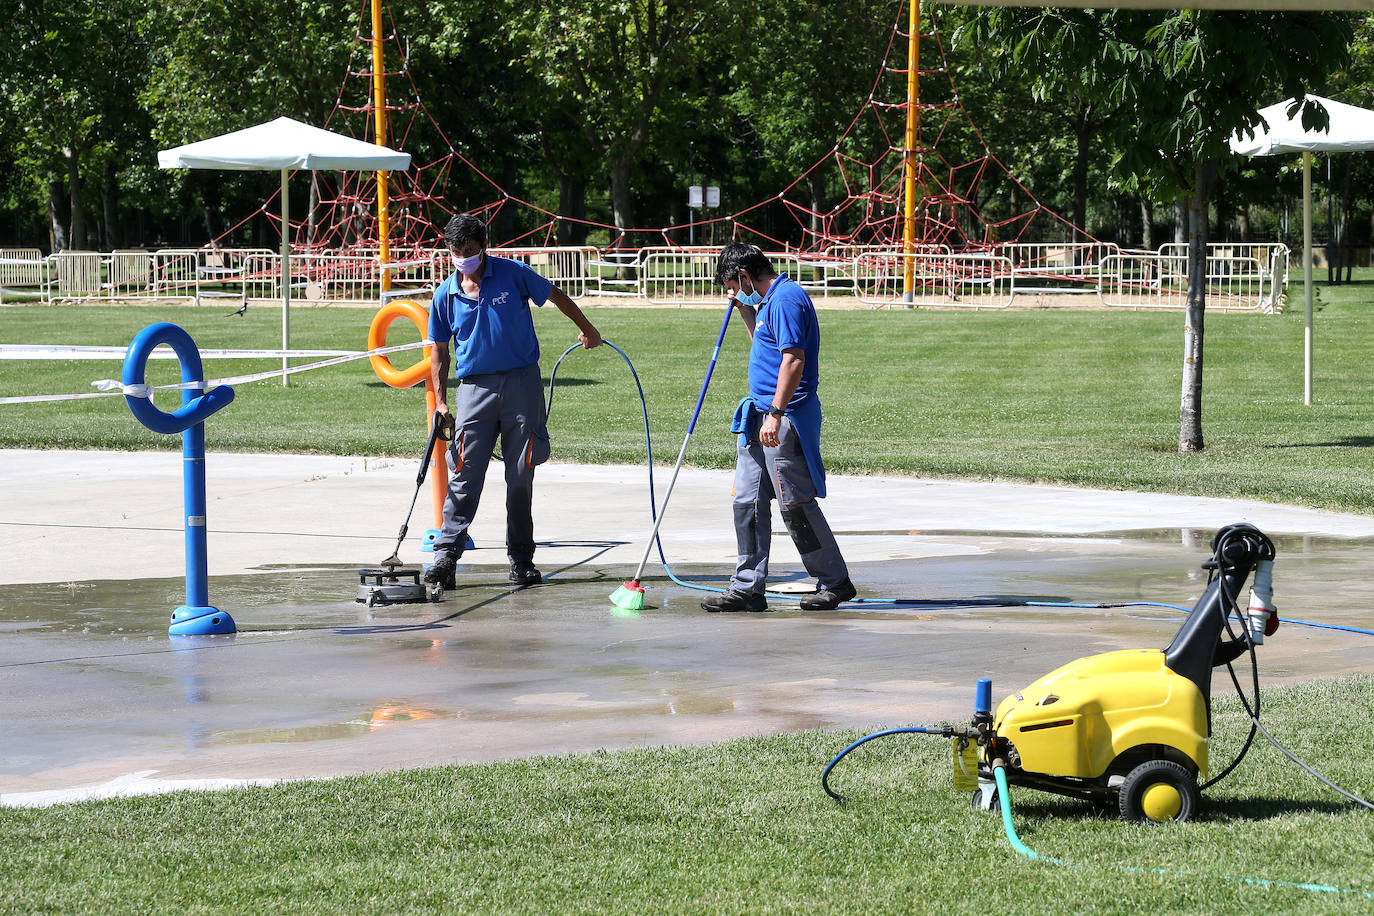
[219,1,1095,263]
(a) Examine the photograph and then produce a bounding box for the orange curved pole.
[368,299,447,532]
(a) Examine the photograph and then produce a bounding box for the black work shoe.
[508,561,542,587]
[423,551,458,590]
[800,578,857,610]
[701,591,768,613]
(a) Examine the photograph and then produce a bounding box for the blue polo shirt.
[748,274,820,407]
[428,255,553,377]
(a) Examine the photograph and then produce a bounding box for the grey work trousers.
[434,363,550,564]
[730,416,849,595]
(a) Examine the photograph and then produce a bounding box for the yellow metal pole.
[371,0,392,296]
[901,0,920,303]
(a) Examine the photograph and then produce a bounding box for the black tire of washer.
[971,787,998,810]
[1118,759,1200,823]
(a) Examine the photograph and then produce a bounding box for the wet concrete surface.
[4,530,1372,803]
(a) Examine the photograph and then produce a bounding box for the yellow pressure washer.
[968,523,1279,823]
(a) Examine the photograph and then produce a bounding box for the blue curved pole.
[121,323,236,636]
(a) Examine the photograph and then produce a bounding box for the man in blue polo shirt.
[423,213,602,590]
[701,243,855,612]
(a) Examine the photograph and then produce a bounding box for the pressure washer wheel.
[1117,760,1200,824]
[971,785,999,811]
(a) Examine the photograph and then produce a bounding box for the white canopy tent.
[158,117,410,386]
[1230,96,1374,404]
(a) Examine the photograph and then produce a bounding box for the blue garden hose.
[559,339,1374,893]
[821,726,943,802]
[546,338,1374,638]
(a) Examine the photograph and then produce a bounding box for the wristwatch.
[766,405,786,418]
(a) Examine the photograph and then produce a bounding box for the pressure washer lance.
[379,413,449,571]
[610,302,735,612]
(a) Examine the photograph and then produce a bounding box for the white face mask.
[452,252,483,275]
[735,275,763,307]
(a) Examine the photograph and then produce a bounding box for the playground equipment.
[120,323,236,636]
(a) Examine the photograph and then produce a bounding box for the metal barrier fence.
[810,244,950,298]
[498,246,597,299]
[640,248,804,305]
[1099,250,1284,312]
[52,251,105,298]
[999,241,1121,294]
[1155,242,1288,311]
[854,252,1015,308]
[0,248,48,302]
[14,242,1289,311]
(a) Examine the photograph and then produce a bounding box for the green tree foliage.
[725,0,895,245]
[956,8,1125,245]
[506,0,733,237]
[5,0,157,249]
[959,8,1355,452]
[1119,11,1354,452]
[139,0,360,244]
[0,0,1367,277]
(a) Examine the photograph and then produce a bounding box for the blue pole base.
[169,605,237,636]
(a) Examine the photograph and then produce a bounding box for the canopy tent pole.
[281,168,291,388]
[1227,94,1374,407]
[1303,151,1313,405]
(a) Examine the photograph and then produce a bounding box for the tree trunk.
[609,150,634,237]
[102,160,119,250]
[1141,198,1155,251]
[609,151,635,280]
[48,179,70,252]
[496,157,518,245]
[1173,197,1187,245]
[1179,158,1216,454]
[201,174,219,242]
[1071,109,1089,260]
[807,173,826,245]
[557,174,587,247]
[66,152,85,249]
[1213,175,1228,242]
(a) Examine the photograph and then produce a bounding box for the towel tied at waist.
[730,394,827,499]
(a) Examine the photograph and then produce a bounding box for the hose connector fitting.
[1246,559,1277,644]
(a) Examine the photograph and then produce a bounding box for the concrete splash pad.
[2,451,1373,805]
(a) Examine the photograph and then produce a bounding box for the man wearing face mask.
[702,242,855,612]
[424,213,602,591]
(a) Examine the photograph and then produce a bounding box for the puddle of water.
[2,536,1369,794]
[206,702,454,747]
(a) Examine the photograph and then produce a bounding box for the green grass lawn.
[1,677,1370,914]
[3,292,1372,911]
[2,279,1371,513]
